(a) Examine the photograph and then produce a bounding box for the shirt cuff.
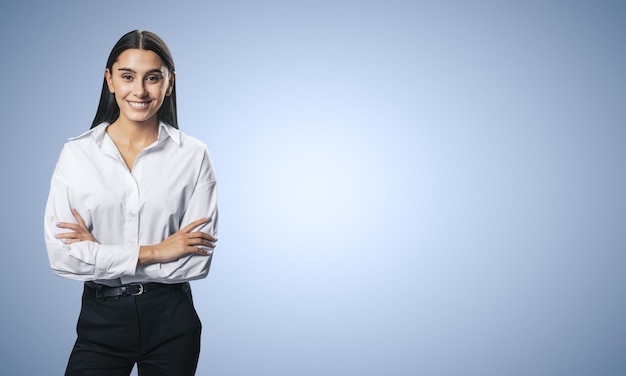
[94,244,139,280]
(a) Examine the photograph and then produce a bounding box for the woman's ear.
[105,68,115,94]
[166,71,176,96]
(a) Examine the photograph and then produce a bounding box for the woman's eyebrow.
[117,67,164,74]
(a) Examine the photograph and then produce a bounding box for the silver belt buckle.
[130,283,144,296]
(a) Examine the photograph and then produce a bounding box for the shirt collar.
[69,121,181,147]
[158,121,181,145]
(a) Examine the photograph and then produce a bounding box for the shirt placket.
[125,151,148,246]
[100,136,141,246]
[124,172,140,246]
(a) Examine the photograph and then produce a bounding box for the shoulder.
[160,123,214,171]
[54,123,113,174]
[180,131,209,151]
[171,125,211,156]
[62,123,108,151]
[173,127,216,175]
[52,124,105,176]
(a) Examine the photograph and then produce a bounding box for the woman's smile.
[128,100,151,110]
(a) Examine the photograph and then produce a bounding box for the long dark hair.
[91,30,178,129]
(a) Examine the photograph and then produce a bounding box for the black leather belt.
[85,281,183,299]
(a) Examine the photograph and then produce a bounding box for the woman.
[44,30,218,376]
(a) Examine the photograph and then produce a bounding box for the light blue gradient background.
[1,1,625,375]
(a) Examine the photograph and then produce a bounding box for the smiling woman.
[43,30,218,376]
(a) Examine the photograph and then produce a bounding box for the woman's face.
[105,48,174,126]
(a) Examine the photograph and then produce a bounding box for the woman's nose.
[133,81,148,96]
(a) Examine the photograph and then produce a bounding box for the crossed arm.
[55,209,217,266]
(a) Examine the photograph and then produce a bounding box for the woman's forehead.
[113,49,165,71]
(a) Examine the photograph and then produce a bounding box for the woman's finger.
[56,222,80,230]
[190,236,216,248]
[56,232,82,245]
[72,208,88,228]
[188,231,217,242]
[56,230,85,237]
[188,246,209,255]
[204,239,216,248]
[180,217,211,233]
[55,222,98,243]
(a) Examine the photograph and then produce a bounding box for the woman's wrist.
[138,245,158,266]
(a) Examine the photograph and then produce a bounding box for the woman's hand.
[138,217,217,266]
[55,209,98,245]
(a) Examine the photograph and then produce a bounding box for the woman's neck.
[107,117,159,147]
[105,118,159,172]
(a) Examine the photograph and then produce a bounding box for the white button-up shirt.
[44,121,218,286]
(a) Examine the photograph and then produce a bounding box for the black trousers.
[65,282,202,376]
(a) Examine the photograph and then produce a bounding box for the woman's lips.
[128,101,150,109]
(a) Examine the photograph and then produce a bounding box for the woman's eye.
[121,75,133,81]
[146,75,161,82]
